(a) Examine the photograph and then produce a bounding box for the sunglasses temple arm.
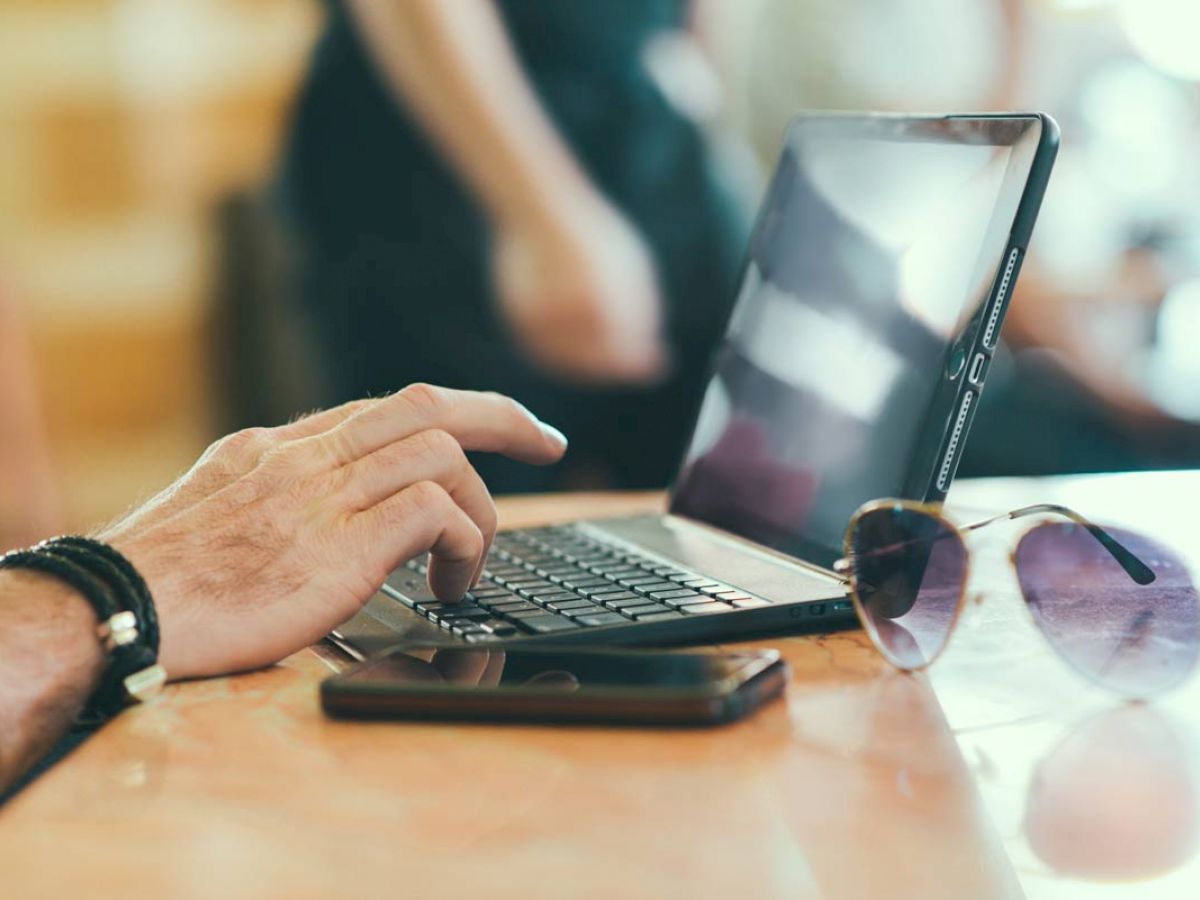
[970,503,1157,585]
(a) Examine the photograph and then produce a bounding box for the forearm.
[0,570,105,794]
[345,0,599,228]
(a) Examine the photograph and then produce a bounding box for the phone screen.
[338,647,773,695]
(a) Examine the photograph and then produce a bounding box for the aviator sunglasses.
[833,500,1200,697]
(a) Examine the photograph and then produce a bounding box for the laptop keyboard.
[386,524,773,643]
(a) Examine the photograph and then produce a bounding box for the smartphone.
[320,646,788,727]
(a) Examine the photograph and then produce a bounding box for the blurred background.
[1,0,1198,547]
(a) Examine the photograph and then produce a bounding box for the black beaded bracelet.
[0,537,164,721]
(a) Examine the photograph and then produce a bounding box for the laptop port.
[968,352,986,385]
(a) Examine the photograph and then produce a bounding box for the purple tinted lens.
[1016,523,1200,697]
[850,507,968,669]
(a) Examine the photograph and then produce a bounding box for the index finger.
[320,383,568,465]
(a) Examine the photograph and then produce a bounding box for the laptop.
[331,112,1060,657]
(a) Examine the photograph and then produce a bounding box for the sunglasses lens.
[849,506,968,669]
[1015,523,1200,697]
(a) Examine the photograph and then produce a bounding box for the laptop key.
[463,632,502,643]
[479,620,520,637]
[647,588,702,601]
[529,589,576,604]
[632,581,681,596]
[505,608,558,620]
[562,606,610,620]
[679,602,731,615]
[604,596,655,610]
[616,575,660,587]
[731,597,772,609]
[700,583,742,596]
[514,580,559,597]
[651,567,690,579]
[475,591,522,606]
[561,578,611,591]
[488,599,539,614]
[522,615,582,634]
[536,567,577,579]
[662,595,716,609]
[584,587,637,601]
[435,606,491,620]
[471,586,515,599]
[575,612,629,627]
[544,598,597,612]
[634,611,685,622]
[625,603,671,618]
[588,564,641,576]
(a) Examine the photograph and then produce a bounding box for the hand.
[491,198,669,385]
[97,384,567,680]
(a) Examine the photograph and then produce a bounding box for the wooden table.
[3,473,1199,899]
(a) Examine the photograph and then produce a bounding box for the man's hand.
[98,385,567,680]
[491,198,669,385]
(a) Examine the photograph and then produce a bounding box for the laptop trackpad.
[584,515,844,606]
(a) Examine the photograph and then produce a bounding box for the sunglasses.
[834,500,1200,698]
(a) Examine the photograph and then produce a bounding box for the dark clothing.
[279,0,747,491]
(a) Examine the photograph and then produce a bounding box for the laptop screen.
[670,115,1042,565]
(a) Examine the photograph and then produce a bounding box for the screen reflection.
[672,119,1023,560]
[345,648,758,692]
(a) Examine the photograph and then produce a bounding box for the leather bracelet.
[41,538,159,655]
[0,538,165,721]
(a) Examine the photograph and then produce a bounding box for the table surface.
[3,473,1200,900]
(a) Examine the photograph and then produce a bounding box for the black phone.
[320,646,788,727]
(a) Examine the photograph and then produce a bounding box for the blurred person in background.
[713,0,1200,476]
[0,283,61,552]
[279,0,751,493]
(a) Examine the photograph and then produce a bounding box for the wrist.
[0,569,106,792]
[0,538,165,717]
[489,173,610,237]
[0,569,106,700]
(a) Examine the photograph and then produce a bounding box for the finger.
[523,670,581,691]
[478,649,506,687]
[344,429,497,585]
[431,648,492,685]
[321,384,567,465]
[273,398,379,442]
[351,480,484,602]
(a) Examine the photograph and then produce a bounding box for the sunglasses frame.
[833,498,1158,676]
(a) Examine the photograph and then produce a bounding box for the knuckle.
[399,382,448,419]
[407,479,453,516]
[216,426,272,463]
[197,427,272,480]
[322,424,359,465]
[260,440,308,474]
[415,427,463,462]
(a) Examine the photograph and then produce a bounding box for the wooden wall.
[0,0,320,528]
